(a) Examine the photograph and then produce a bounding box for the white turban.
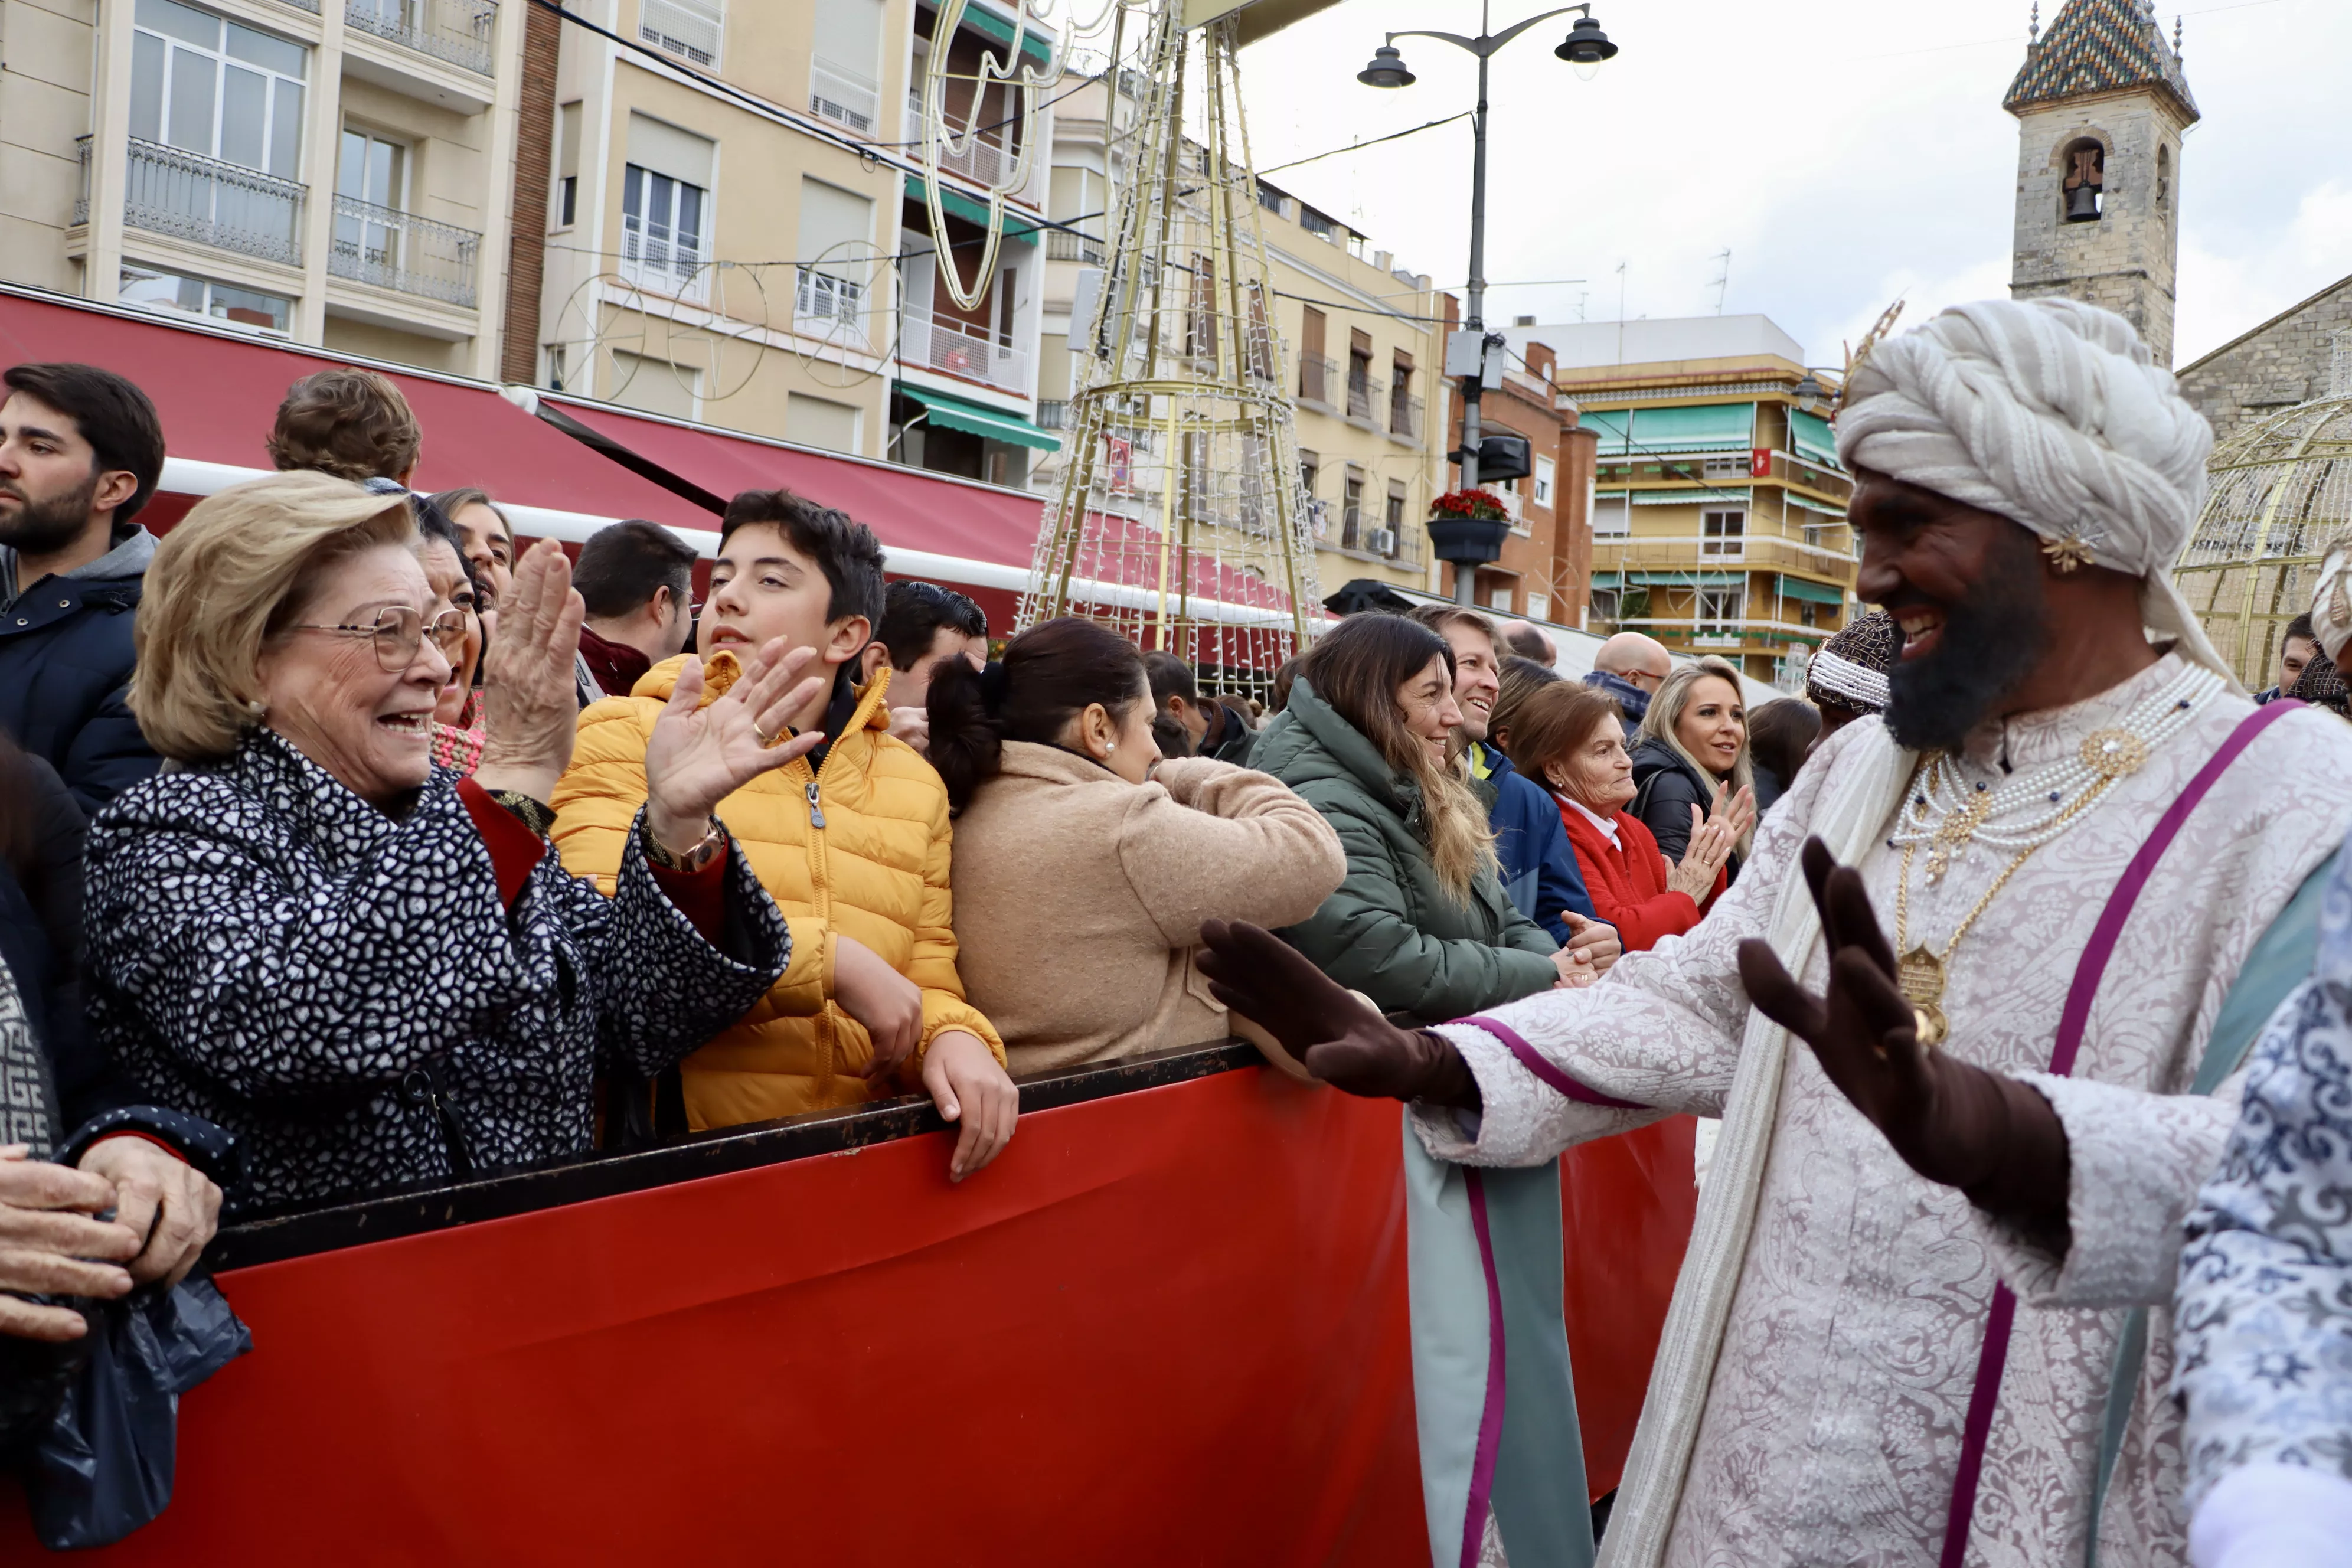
[1834,297,2236,686]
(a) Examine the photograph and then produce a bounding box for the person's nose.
[408,635,452,691]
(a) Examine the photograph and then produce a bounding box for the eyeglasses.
[291,606,471,672]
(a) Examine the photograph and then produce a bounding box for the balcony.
[904,311,1027,392]
[793,267,866,340]
[906,95,1015,188]
[345,0,497,77]
[1297,353,1335,407]
[1046,230,1106,264]
[1389,394,1423,443]
[643,0,723,67]
[81,136,305,267]
[1345,371,1386,427]
[1592,534,1858,582]
[328,195,479,307]
[810,58,877,132]
[1037,400,1068,430]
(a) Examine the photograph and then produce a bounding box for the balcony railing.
[793,267,865,337]
[642,0,721,66]
[1046,229,1105,264]
[1298,353,1335,407]
[1037,400,1068,430]
[906,95,1014,187]
[905,311,1027,391]
[1346,371,1386,426]
[809,58,877,132]
[83,136,305,266]
[329,195,479,306]
[1592,535,1858,580]
[1389,394,1423,442]
[345,0,498,76]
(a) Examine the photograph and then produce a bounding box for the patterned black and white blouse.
[83,729,790,1216]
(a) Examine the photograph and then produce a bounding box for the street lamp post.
[1361,2,1617,605]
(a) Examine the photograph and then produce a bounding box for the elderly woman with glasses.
[83,471,829,1216]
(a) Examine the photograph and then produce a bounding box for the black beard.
[0,472,100,558]
[1883,532,2050,753]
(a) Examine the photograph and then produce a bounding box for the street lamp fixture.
[1357,44,1416,88]
[1354,2,1621,602]
[1554,5,1618,79]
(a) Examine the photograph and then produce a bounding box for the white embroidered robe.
[1413,656,2352,1567]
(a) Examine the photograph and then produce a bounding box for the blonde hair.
[1637,655,1756,856]
[131,471,417,762]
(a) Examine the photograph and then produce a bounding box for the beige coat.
[950,744,1345,1075]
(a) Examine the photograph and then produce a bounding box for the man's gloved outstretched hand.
[1735,837,2071,1255]
[1197,920,1481,1109]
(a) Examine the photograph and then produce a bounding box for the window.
[1342,468,1364,551]
[1298,448,1319,496]
[641,0,722,67]
[1533,455,1556,508]
[794,177,872,332]
[2062,137,2104,223]
[119,263,289,332]
[810,0,880,131]
[623,165,705,293]
[1696,584,1745,636]
[1592,495,1630,537]
[786,393,860,453]
[1256,181,1285,217]
[544,342,567,391]
[553,101,582,229]
[1299,205,1336,239]
[1384,481,1407,557]
[1702,509,1745,558]
[130,0,306,178]
[334,128,406,276]
[1488,584,1515,612]
[1347,328,1374,422]
[1527,593,1549,620]
[1389,351,1415,436]
[1299,306,1328,403]
[997,265,1018,349]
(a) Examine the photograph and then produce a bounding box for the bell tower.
[2004,0,2199,365]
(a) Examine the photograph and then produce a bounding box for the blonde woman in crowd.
[1628,654,1756,878]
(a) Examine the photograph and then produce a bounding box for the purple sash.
[1938,699,2299,1567]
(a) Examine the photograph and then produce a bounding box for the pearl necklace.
[1889,661,2225,884]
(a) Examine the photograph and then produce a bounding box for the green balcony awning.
[1632,401,1755,452]
[1789,409,1838,468]
[899,383,1061,452]
[1581,409,1631,455]
[955,5,1056,68]
[1775,573,1845,606]
[903,174,1043,240]
[1590,570,1745,589]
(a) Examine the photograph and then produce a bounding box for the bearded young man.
[0,362,167,809]
[1201,300,2352,1568]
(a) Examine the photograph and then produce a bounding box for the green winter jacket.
[1256,678,1560,1023]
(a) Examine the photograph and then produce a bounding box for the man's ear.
[92,468,139,516]
[859,640,888,682]
[822,613,873,667]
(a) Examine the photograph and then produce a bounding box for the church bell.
[2064,182,2102,222]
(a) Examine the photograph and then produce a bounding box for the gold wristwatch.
[643,815,727,873]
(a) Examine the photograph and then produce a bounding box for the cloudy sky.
[1230,0,2352,371]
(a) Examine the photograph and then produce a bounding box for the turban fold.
[1835,298,2235,685]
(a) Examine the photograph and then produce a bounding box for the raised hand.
[642,638,827,855]
[1668,805,1738,903]
[475,537,590,805]
[1714,779,1758,842]
[1196,920,1479,1107]
[1735,838,2070,1249]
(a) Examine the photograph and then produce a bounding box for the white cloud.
[2176,180,2352,362]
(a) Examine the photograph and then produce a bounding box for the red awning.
[541,396,1044,569]
[0,287,707,530]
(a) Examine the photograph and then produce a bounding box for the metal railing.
[1298,353,1335,406]
[907,95,1013,187]
[904,311,1027,391]
[85,137,306,266]
[1389,394,1423,442]
[345,0,498,76]
[328,194,479,306]
[809,58,876,132]
[1592,535,1858,580]
[1346,370,1385,425]
[793,267,865,335]
[1046,230,1105,263]
[1036,400,1068,430]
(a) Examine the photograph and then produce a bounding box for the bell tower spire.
[2003,0,2199,364]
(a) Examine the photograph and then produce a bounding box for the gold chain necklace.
[1890,750,2138,1047]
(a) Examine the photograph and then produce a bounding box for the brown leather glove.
[1197,920,1481,1109]
[1736,838,2072,1257]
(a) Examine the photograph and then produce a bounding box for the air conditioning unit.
[1364,527,1398,556]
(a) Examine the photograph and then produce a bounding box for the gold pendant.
[1897,946,1948,1049]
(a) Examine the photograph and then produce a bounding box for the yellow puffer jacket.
[551,654,1004,1130]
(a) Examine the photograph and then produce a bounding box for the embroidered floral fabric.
[83,729,790,1216]
[2176,842,2352,1511]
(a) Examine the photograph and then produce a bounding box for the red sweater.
[1554,797,1721,952]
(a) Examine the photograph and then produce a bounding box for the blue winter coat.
[1471,743,1598,945]
[0,526,161,813]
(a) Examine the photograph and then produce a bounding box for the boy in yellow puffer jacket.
[551,489,1016,1181]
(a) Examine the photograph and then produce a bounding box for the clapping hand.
[1736,838,2070,1246]
[642,638,827,856]
[1668,780,1752,903]
[1196,920,1479,1107]
[475,537,590,805]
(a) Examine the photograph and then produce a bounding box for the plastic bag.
[27,1276,252,1550]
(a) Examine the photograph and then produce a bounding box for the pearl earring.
[1105,742,1117,754]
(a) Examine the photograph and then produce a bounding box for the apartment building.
[1435,316,1597,625]
[1528,315,1854,687]
[1035,84,1443,600]
[0,0,524,375]
[530,0,1058,480]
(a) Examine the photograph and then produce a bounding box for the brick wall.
[500,0,563,386]
[2177,273,2352,445]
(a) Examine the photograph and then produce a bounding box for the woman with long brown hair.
[1255,613,1580,1020]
